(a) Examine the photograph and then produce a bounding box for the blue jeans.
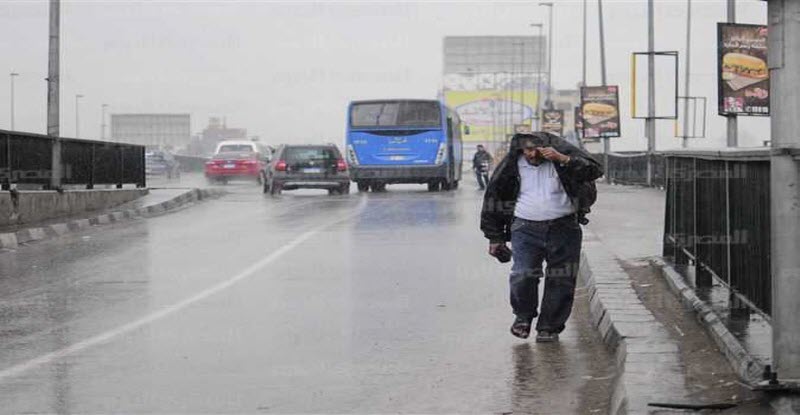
[509,215,583,333]
[475,169,488,189]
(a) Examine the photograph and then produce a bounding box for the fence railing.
[593,151,666,187]
[662,149,772,316]
[174,154,210,172]
[0,129,146,190]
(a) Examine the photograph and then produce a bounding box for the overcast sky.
[0,0,769,150]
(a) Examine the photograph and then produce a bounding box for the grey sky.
[1,1,768,150]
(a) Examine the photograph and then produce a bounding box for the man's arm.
[562,152,603,182]
[541,143,604,182]
[480,159,512,244]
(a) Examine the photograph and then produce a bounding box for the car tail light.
[336,159,347,172]
[275,160,287,171]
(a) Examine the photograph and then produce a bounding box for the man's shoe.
[535,331,559,343]
[510,316,532,339]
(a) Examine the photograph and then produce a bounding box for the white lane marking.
[0,197,367,382]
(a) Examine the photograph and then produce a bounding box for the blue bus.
[345,99,464,192]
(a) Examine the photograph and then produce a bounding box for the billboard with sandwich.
[541,110,564,136]
[717,23,769,116]
[580,85,621,138]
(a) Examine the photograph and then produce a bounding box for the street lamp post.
[530,23,544,130]
[539,2,554,109]
[10,72,19,130]
[75,94,83,138]
[101,103,108,140]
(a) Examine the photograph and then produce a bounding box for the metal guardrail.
[0,129,146,190]
[662,149,772,315]
[593,151,666,187]
[174,154,210,172]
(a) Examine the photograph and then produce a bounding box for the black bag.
[492,244,513,263]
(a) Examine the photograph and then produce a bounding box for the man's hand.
[489,242,505,256]
[539,147,570,164]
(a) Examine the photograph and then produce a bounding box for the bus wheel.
[427,182,440,192]
[452,180,459,190]
[357,182,369,192]
[441,180,452,191]
[372,182,387,193]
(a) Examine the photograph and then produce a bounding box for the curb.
[0,188,225,250]
[580,231,687,414]
[649,258,767,385]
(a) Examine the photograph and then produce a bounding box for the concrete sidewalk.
[583,184,768,414]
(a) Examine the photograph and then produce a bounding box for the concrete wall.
[0,189,148,227]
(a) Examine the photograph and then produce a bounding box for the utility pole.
[75,94,83,138]
[769,0,800,384]
[10,72,19,130]
[582,1,587,88]
[599,0,610,183]
[48,0,61,189]
[726,0,737,147]
[646,0,656,186]
[539,2,554,109]
[101,103,108,140]
[513,41,525,128]
[531,23,544,130]
[682,0,692,148]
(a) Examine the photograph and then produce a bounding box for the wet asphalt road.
[0,174,614,414]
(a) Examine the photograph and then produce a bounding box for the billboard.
[541,110,564,136]
[580,86,621,138]
[444,90,539,143]
[717,23,769,116]
[111,114,191,148]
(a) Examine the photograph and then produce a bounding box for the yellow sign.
[444,90,539,143]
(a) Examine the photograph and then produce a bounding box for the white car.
[214,140,272,160]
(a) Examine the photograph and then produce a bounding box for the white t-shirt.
[513,155,576,221]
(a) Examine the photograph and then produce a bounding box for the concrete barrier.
[0,188,225,250]
[0,188,147,227]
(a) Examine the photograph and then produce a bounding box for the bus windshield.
[350,101,441,128]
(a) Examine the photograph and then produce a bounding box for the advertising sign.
[541,110,564,136]
[717,23,769,116]
[444,90,539,142]
[580,85,621,138]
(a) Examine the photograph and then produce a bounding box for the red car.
[205,151,267,184]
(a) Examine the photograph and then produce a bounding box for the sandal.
[510,316,532,339]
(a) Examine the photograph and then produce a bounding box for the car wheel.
[357,182,369,192]
[328,188,339,196]
[441,180,452,191]
[341,184,351,194]
[452,180,459,190]
[372,182,386,193]
[427,182,440,192]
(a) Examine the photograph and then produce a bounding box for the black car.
[263,144,350,195]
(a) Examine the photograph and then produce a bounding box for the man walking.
[480,132,603,342]
[472,144,493,190]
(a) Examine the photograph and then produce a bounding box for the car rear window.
[213,151,256,160]
[218,144,254,153]
[283,147,339,163]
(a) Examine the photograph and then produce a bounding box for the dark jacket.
[480,132,604,243]
[472,150,493,169]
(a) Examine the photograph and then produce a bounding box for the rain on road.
[0,176,614,413]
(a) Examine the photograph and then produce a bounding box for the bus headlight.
[347,144,359,166]
[434,142,447,165]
